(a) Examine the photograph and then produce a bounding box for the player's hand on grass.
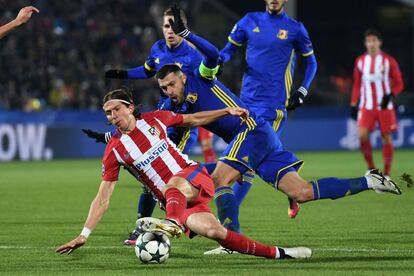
[55,235,87,255]
[380,94,393,110]
[168,4,189,38]
[82,129,108,144]
[227,107,249,124]
[286,88,307,111]
[105,69,128,79]
[350,105,358,120]
[14,6,39,26]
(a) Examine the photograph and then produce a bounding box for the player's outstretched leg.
[187,212,311,259]
[278,170,401,204]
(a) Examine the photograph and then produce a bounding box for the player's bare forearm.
[83,181,116,231]
[180,107,249,128]
[0,21,18,39]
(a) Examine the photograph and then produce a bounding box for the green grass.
[0,150,413,275]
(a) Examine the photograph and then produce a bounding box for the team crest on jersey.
[277,29,288,40]
[155,58,160,64]
[186,93,198,104]
[148,126,160,136]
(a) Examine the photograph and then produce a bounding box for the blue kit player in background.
[158,4,401,254]
[218,0,318,224]
[83,6,201,245]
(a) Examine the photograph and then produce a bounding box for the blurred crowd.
[0,0,411,112]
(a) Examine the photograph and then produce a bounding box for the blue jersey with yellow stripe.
[145,39,202,79]
[164,69,263,144]
[227,11,314,110]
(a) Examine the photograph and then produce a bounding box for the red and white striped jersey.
[351,51,403,110]
[101,111,197,201]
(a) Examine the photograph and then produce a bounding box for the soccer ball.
[135,232,170,264]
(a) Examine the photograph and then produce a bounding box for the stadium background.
[0,0,413,160]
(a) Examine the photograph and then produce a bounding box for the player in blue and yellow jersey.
[155,5,401,254]
[218,0,318,227]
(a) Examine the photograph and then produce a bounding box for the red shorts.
[358,109,397,134]
[198,127,213,141]
[174,164,214,236]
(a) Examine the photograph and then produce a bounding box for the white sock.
[365,176,374,188]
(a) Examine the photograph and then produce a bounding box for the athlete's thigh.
[358,109,377,132]
[255,148,304,189]
[378,109,397,134]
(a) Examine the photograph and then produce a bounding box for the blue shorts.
[250,107,287,137]
[220,121,303,188]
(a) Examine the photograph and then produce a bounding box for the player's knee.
[211,172,231,188]
[205,225,226,241]
[292,185,314,203]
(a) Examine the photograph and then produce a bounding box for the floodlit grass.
[1,150,413,275]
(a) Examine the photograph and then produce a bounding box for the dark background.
[0,0,412,112]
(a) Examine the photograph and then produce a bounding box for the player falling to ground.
[154,6,401,247]
[0,6,39,39]
[216,0,318,234]
[351,29,404,177]
[55,87,312,260]
[86,6,201,242]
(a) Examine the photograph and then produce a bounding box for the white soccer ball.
[135,232,170,264]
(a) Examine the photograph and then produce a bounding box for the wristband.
[80,227,91,238]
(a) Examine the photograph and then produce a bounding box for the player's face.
[365,35,382,55]
[265,0,287,14]
[103,101,134,131]
[163,15,182,48]
[158,72,186,104]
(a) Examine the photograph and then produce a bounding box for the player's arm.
[0,6,39,39]
[350,58,362,119]
[287,23,318,111]
[380,57,404,109]
[219,16,247,64]
[55,180,117,254]
[168,5,220,79]
[105,65,156,79]
[179,107,249,128]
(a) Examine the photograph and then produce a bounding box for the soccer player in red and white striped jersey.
[351,29,404,177]
[56,87,311,259]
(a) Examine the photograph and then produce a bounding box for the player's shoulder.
[282,13,307,30]
[238,12,261,24]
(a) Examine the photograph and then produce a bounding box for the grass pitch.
[0,150,413,275]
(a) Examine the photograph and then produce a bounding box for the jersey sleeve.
[294,22,314,57]
[389,56,404,95]
[101,144,120,181]
[143,43,158,72]
[351,57,362,105]
[227,15,249,47]
[153,111,184,127]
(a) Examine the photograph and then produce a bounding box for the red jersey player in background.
[351,29,404,177]
[55,87,311,259]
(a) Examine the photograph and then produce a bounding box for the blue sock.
[233,172,254,206]
[214,186,240,233]
[137,191,157,218]
[311,177,369,200]
[203,162,217,174]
